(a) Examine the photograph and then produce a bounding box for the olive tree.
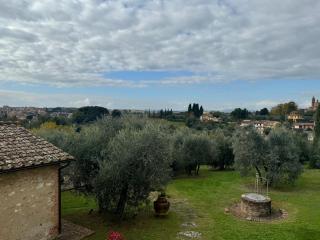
[232,126,303,186]
[310,105,320,168]
[170,128,192,174]
[232,126,269,180]
[181,134,215,175]
[310,141,320,168]
[267,128,303,185]
[210,129,234,170]
[94,123,172,217]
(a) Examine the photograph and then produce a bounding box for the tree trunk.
[196,164,200,175]
[116,185,128,218]
[219,162,225,171]
[255,166,263,182]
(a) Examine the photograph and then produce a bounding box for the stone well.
[240,193,271,218]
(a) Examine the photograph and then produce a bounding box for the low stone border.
[226,203,288,222]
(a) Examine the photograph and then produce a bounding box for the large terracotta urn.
[154,193,170,216]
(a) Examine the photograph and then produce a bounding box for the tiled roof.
[0,122,74,172]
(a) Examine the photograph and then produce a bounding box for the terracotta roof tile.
[0,122,74,172]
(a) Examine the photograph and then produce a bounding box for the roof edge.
[0,158,74,174]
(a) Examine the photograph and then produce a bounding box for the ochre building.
[0,122,73,240]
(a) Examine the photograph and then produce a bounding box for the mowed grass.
[62,168,320,240]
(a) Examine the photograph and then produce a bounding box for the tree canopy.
[95,124,171,217]
[72,106,109,124]
[270,101,298,116]
[188,103,204,118]
[232,126,303,185]
[231,108,249,120]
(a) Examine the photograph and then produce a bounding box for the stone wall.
[0,165,59,240]
[241,196,271,218]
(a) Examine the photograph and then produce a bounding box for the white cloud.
[0,0,319,87]
[72,97,90,107]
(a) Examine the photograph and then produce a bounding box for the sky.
[0,0,320,111]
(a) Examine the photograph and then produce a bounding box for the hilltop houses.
[0,122,74,240]
[287,111,303,122]
[200,112,222,123]
[240,120,280,134]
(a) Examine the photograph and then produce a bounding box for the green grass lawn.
[62,168,320,240]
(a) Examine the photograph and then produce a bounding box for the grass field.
[62,168,320,240]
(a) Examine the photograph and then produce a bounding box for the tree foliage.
[111,109,122,118]
[72,106,109,124]
[267,128,303,185]
[270,101,298,116]
[95,124,171,217]
[188,103,204,118]
[314,104,320,143]
[309,105,320,168]
[232,127,303,185]
[210,129,234,170]
[231,108,249,120]
[256,108,269,116]
[181,134,214,175]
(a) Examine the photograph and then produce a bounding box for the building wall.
[0,165,59,240]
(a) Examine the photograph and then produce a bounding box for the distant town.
[1,97,318,142]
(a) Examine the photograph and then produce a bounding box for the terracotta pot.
[154,195,170,215]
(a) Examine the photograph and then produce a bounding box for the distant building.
[240,120,280,134]
[0,106,49,121]
[310,96,319,111]
[293,122,315,130]
[239,119,252,127]
[200,112,222,123]
[0,122,74,240]
[287,111,303,122]
[293,122,315,141]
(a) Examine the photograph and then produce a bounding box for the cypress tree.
[160,109,164,118]
[200,106,204,116]
[188,104,192,113]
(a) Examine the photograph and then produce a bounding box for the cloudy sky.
[0,0,320,110]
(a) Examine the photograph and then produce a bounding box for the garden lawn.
[62,168,320,240]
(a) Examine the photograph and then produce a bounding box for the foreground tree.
[94,124,172,217]
[314,104,320,143]
[309,105,320,168]
[210,129,234,170]
[267,128,303,185]
[232,127,268,179]
[232,127,303,185]
[170,128,192,174]
[181,134,215,175]
[310,141,320,168]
